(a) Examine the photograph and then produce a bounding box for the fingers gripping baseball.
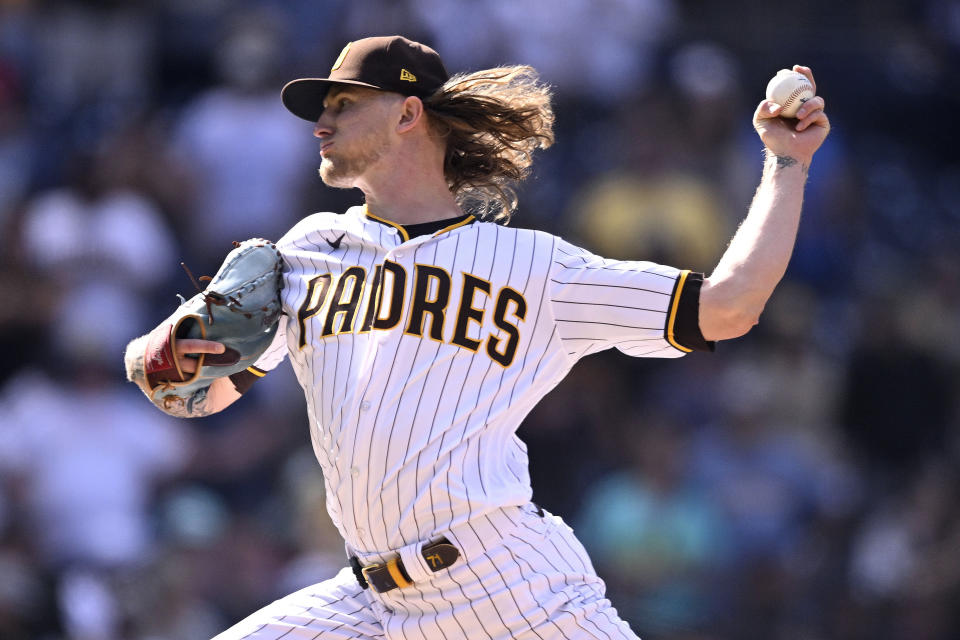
[755,65,830,163]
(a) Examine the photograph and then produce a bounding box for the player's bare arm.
[166,339,243,417]
[124,336,242,417]
[149,378,237,419]
[699,65,829,341]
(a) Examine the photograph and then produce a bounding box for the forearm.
[159,376,241,418]
[124,334,242,418]
[700,152,809,340]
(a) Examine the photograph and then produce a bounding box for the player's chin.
[318,162,357,188]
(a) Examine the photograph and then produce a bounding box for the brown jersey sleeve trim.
[665,270,715,353]
[228,366,266,395]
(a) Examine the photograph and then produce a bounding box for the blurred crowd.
[0,0,959,639]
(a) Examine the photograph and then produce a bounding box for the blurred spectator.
[0,349,193,638]
[688,359,841,566]
[563,90,734,271]
[523,355,629,516]
[0,260,56,388]
[849,460,960,639]
[0,521,61,639]
[171,10,315,267]
[340,0,424,44]
[30,0,154,122]
[569,166,730,270]
[841,293,954,478]
[20,148,178,293]
[490,0,676,102]
[27,0,156,187]
[273,449,349,596]
[17,144,181,366]
[576,412,731,637]
[0,60,33,223]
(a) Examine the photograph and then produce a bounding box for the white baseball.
[765,69,815,118]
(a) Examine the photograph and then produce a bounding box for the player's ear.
[396,96,424,134]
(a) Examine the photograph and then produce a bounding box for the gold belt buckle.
[360,563,382,592]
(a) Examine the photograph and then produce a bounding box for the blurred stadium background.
[1,1,959,638]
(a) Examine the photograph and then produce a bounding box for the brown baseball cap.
[281,36,449,122]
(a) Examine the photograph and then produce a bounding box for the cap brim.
[281,78,383,122]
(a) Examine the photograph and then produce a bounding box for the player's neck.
[362,186,461,226]
[358,138,460,225]
[366,191,460,224]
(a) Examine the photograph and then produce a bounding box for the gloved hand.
[125,238,283,413]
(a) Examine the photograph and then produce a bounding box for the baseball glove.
[126,238,283,413]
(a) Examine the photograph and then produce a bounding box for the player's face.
[314,86,398,188]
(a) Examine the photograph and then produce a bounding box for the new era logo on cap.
[281,36,449,122]
[331,43,351,71]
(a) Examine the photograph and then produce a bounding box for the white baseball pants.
[213,503,638,639]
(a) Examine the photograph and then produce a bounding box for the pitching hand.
[176,339,226,374]
[754,65,829,164]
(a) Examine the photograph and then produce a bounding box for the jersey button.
[357,528,366,538]
[360,401,371,411]
[351,466,360,477]
[395,252,404,258]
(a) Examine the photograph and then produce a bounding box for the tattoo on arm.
[768,153,809,175]
[126,335,219,418]
[158,386,215,418]
[775,155,797,169]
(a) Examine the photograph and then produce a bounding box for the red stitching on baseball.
[784,84,812,109]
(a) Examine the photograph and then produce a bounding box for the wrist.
[763,149,811,176]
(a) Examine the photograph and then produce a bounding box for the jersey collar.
[362,204,475,242]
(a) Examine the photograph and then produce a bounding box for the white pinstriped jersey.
[254,204,692,555]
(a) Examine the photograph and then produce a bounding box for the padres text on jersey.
[254,205,689,554]
[296,259,527,366]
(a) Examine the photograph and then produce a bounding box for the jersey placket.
[352,229,439,549]
[301,213,399,542]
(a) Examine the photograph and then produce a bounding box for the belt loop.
[397,541,433,584]
[384,557,413,589]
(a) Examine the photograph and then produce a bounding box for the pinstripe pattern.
[217,508,638,639]
[213,567,385,639]
[244,205,688,638]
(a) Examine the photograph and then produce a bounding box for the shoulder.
[277,206,361,250]
[471,221,559,247]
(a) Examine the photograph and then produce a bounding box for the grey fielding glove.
[126,238,283,413]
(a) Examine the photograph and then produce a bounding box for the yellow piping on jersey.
[665,270,693,353]
[246,366,267,377]
[433,215,475,236]
[363,205,410,242]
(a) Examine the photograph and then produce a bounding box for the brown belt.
[349,538,460,594]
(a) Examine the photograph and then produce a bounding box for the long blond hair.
[423,65,554,222]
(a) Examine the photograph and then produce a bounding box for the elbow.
[713,307,762,340]
[699,279,764,341]
[701,304,761,341]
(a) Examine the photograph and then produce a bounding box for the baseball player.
[129,36,829,639]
